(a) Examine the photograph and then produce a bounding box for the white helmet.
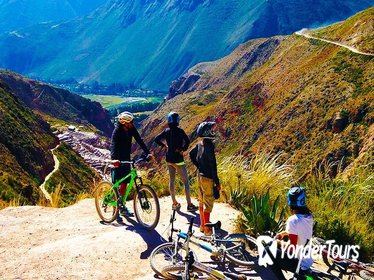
[117,111,134,124]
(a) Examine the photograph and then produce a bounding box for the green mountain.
[0,0,107,33]
[0,0,372,90]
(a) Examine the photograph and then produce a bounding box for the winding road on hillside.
[295,29,374,56]
[39,144,60,201]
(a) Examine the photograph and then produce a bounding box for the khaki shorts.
[198,175,214,213]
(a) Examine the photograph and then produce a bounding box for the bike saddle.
[205,221,222,231]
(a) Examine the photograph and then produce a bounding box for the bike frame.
[180,218,246,280]
[107,162,143,207]
[166,210,243,260]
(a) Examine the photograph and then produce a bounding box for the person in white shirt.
[270,186,314,279]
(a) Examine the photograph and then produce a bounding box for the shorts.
[198,175,214,213]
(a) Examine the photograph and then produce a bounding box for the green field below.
[81,95,150,108]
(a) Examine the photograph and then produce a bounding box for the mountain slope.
[0,72,107,208]
[0,80,56,206]
[0,70,114,137]
[0,0,372,90]
[142,7,374,178]
[0,0,107,33]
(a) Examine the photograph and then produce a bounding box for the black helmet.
[287,186,306,208]
[167,111,180,125]
[197,122,216,139]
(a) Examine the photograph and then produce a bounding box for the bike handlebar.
[106,154,151,166]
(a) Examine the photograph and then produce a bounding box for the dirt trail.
[295,29,374,56]
[39,144,60,201]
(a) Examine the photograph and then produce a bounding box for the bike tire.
[94,181,119,223]
[150,242,188,278]
[161,264,211,280]
[360,270,374,280]
[223,234,258,267]
[133,184,160,230]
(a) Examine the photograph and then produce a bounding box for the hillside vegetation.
[142,8,374,260]
[0,81,56,207]
[0,73,104,208]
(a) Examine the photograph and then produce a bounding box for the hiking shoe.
[120,205,134,217]
[204,227,213,236]
[172,202,181,211]
[187,204,198,212]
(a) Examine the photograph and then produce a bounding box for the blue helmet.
[167,112,180,125]
[287,186,306,208]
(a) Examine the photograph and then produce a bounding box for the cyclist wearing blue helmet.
[270,186,314,278]
[154,112,198,212]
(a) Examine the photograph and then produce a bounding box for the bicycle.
[161,217,248,280]
[313,237,374,280]
[94,155,160,230]
[149,209,258,278]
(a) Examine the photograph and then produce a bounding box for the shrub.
[218,152,293,205]
[238,190,286,236]
[307,163,374,261]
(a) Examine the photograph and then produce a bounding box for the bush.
[238,190,286,236]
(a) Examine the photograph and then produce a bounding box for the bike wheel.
[94,181,119,223]
[360,270,374,280]
[223,234,258,267]
[133,184,160,230]
[162,264,211,280]
[150,242,188,278]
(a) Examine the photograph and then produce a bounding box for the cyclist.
[154,112,198,212]
[110,111,152,222]
[189,121,221,235]
[270,186,314,279]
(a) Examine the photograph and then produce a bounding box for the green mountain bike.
[95,155,160,230]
